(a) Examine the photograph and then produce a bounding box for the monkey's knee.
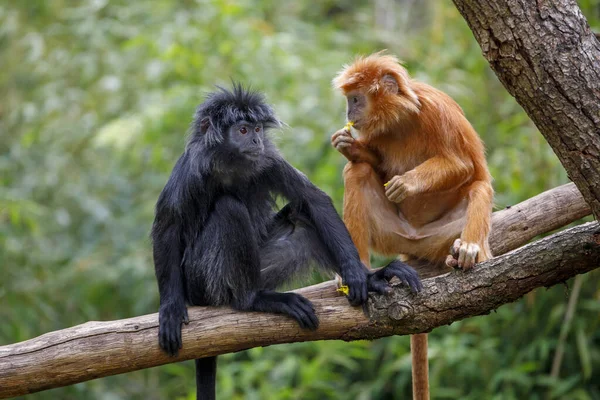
[343,162,376,183]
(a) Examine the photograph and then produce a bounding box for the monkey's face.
[345,92,367,129]
[226,121,265,161]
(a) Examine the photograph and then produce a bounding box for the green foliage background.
[1,1,599,399]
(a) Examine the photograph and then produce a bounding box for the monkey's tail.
[410,333,430,400]
[195,356,217,400]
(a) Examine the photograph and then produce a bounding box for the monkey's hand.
[367,260,423,295]
[445,238,480,270]
[384,175,417,203]
[331,129,378,165]
[158,302,190,357]
[332,128,359,160]
[341,264,369,306]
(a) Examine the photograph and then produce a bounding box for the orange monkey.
[331,52,493,400]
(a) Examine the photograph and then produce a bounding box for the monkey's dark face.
[226,120,265,160]
[346,92,367,129]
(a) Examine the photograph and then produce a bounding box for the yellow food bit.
[336,285,350,296]
[344,121,354,130]
[384,181,390,187]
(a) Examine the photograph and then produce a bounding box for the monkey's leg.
[192,196,318,330]
[343,162,434,259]
[447,180,493,270]
[342,162,381,267]
[344,163,430,400]
[259,202,421,294]
[259,202,335,290]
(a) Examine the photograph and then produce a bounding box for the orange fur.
[333,52,493,266]
[332,52,494,400]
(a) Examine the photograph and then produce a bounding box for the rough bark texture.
[452,0,600,218]
[413,182,589,278]
[0,216,597,398]
[489,182,590,255]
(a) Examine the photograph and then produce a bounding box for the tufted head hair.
[192,82,280,146]
[333,52,421,134]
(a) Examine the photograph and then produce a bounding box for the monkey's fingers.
[445,254,458,268]
[347,279,368,306]
[159,322,180,357]
[286,293,319,330]
[453,239,480,270]
[367,276,392,295]
[183,308,190,325]
[332,129,353,139]
[332,134,354,149]
[385,181,408,203]
[446,238,461,267]
[383,262,423,292]
[331,130,353,146]
[347,283,367,306]
[462,242,480,270]
[450,238,461,258]
[285,302,319,331]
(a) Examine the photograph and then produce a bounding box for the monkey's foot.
[446,238,480,270]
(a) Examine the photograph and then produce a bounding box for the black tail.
[195,356,217,400]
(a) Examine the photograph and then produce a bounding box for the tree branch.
[452,0,600,218]
[0,184,594,398]
[414,182,590,278]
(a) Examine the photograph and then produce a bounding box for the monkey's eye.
[352,97,358,104]
[239,127,247,134]
[254,126,260,133]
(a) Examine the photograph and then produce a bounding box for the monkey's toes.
[445,254,458,268]
[449,239,480,270]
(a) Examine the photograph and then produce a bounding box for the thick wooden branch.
[452,0,600,217]
[414,182,590,278]
[489,182,590,255]
[0,184,593,398]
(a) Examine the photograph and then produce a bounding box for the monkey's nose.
[252,138,259,144]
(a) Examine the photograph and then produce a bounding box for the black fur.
[151,84,422,400]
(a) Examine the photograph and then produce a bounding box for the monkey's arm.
[331,129,380,167]
[268,158,369,305]
[151,156,197,357]
[204,195,319,331]
[268,158,421,301]
[152,213,188,357]
[385,156,473,203]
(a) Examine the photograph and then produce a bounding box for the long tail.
[195,356,217,400]
[411,333,430,400]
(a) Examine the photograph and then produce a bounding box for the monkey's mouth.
[242,150,263,160]
[350,120,362,129]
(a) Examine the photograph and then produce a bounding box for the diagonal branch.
[452,0,600,218]
[0,184,594,399]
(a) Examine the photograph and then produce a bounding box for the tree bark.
[0,187,595,398]
[413,182,589,278]
[489,182,590,255]
[452,0,600,218]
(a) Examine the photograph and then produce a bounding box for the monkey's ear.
[381,74,399,94]
[196,116,223,146]
[383,72,421,110]
[199,117,211,135]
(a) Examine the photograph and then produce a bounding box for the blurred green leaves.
[1,1,599,399]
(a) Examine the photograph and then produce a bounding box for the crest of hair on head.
[332,52,421,135]
[191,81,281,147]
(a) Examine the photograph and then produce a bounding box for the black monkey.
[151,84,422,400]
